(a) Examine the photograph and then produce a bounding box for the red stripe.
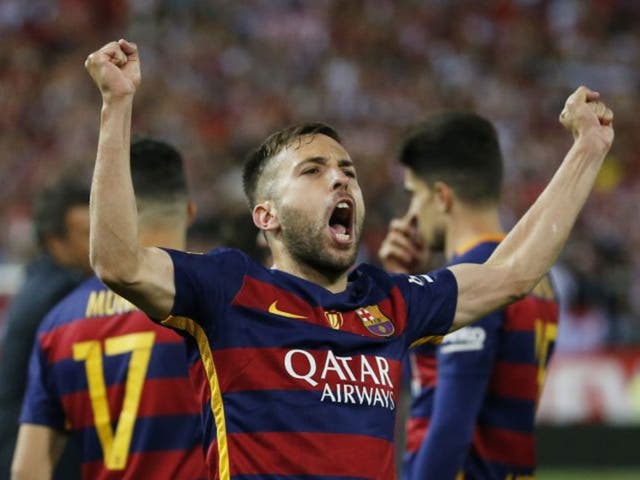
[81,448,207,480]
[212,347,401,395]
[188,357,212,405]
[40,313,184,363]
[206,440,220,478]
[61,378,201,429]
[232,276,407,338]
[504,296,558,332]
[472,424,535,467]
[412,352,437,389]
[405,417,430,454]
[227,431,395,479]
[488,361,539,401]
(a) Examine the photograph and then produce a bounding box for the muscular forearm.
[487,134,607,295]
[90,98,139,284]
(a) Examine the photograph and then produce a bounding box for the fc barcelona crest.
[356,305,395,337]
[324,311,344,330]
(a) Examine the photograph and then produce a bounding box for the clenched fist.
[559,86,614,152]
[85,39,141,101]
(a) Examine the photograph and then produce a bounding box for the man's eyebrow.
[296,157,355,168]
[298,156,328,167]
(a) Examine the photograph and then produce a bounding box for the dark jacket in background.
[0,255,85,480]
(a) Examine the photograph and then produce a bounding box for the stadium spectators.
[0,1,638,346]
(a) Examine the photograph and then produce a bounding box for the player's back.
[405,239,559,479]
[22,276,207,480]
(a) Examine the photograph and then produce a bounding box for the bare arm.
[85,40,174,318]
[11,425,67,480]
[449,86,614,330]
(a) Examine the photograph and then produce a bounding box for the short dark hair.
[399,112,503,205]
[242,122,341,208]
[130,137,188,204]
[33,178,90,249]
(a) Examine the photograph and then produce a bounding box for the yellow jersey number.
[73,332,155,470]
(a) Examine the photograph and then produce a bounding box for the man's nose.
[330,167,350,191]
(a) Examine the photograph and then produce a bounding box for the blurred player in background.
[12,139,206,480]
[379,112,559,479]
[0,178,92,480]
[83,38,611,479]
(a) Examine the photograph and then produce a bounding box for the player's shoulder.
[351,262,399,290]
[352,263,447,294]
[39,276,105,333]
[176,246,254,270]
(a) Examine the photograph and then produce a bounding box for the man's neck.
[445,204,504,260]
[271,254,349,293]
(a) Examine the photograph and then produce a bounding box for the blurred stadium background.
[1,0,640,477]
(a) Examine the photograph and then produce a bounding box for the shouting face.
[259,134,365,278]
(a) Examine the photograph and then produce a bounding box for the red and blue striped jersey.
[404,238,558,480]
[160,248,458,479]
[20,276,207,480]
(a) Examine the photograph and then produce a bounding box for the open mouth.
[328,199,354,245]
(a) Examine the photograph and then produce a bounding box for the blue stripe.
[52,342,191,395]
[39,277,106,330]
[497,331,537,363]
[75,414,202,462]
[223,390,396,442]
[199,401,216,447]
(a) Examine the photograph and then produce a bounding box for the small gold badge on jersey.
[356,305,395,337]
[325,311,344,330]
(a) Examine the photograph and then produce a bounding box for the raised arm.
[85,39,175,318]
[450,86,614,330]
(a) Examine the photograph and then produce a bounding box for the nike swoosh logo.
[268,301,306,319]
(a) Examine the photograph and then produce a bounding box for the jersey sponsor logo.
[408,274,434,286]
[86,290,138,317]
[356,305,395,337]
[440,326,486,354]
[284,349,396,410]
[324,311,344,330]
[268,301,307,319]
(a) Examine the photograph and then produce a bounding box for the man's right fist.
[85,39,141,100]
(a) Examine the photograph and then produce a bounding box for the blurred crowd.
[1,0,639,347]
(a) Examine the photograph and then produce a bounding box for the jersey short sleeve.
[19,322,66,431]
[437,310,502,377]
[164,248,249,331]
[394,268,458,348]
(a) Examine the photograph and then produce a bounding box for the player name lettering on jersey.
[85,289,138,317]
[440,326,486,354]
[284,349,396,410]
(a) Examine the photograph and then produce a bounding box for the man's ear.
[433,181,454,213]
[252,201,280,232]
